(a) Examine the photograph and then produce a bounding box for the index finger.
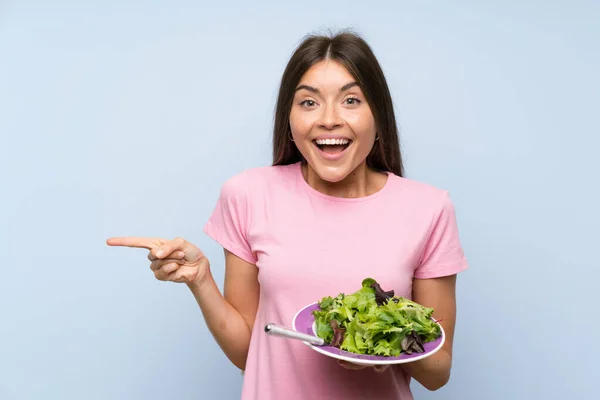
[106,237,162,250]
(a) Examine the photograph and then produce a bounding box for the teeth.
[315,138,350,146]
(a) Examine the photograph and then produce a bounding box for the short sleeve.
[203,176,257,265]
[414,191,468,279]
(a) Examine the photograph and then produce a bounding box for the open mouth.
[313,138,352,155]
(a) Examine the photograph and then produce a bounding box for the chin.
[310,163,354,183]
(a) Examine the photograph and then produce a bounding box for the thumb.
[373,365,389,373]
[154,238,187,259]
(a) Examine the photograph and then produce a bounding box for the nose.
[318,104,343,130]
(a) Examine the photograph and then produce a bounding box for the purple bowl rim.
[292,301,445,362]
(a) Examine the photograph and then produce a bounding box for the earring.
[375,133,379,141]
[289,131,294,142]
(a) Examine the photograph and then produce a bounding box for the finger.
[373,365,389,373]
[159,262,181,275]
[106,237,161,250]
[147,250,185,262]
[337,360,366,370]
[152,237,186,259]
[150,258,186,272]
[154,264,181,281]
[166,266,196,283]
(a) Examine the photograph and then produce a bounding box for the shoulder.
[386,174,455,214]
[218,163,298,200]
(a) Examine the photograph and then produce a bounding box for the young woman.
[107,31,468,400]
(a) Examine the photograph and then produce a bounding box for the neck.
[302,162,388,199]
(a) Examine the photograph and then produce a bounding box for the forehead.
[297,60,356,87]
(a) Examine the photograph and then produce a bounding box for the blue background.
[1,1,598,399]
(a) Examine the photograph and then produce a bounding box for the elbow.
[423,382,447,392]
[232,357,247,371]
[422,374,450,391]
[224,349,247,371]
[234,361,245,371]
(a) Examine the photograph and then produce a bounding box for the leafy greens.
[312,278,441,356]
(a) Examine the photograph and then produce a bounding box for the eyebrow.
[295,81,359,93]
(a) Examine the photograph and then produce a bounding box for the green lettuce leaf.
[311,278,442,356]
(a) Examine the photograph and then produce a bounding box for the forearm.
[187,270,252,370]
[400,348,452,391]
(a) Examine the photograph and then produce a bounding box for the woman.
[107,31,468,399]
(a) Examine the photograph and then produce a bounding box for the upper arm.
[223,249,260,333]
[412,274,458,358]
[203,173,260,332]
[411,191,468,358]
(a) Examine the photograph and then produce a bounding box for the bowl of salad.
[292,278,445,365]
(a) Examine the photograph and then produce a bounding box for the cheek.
[344,106,375,128]
[290,111,315,137]
[346,115,376,139]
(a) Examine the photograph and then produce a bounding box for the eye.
[300,99,317,108]
[344,97,361,106]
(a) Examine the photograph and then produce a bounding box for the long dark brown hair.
[272,30,404,177]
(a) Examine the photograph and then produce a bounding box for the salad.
[312,278,442,356]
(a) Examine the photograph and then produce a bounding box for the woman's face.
[289,60,377,183]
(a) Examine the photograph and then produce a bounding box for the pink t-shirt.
[204,162,468,400]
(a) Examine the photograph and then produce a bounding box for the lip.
[312,140,352,161]
[312,134,353,141]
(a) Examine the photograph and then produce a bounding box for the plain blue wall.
[2,1,598,399]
